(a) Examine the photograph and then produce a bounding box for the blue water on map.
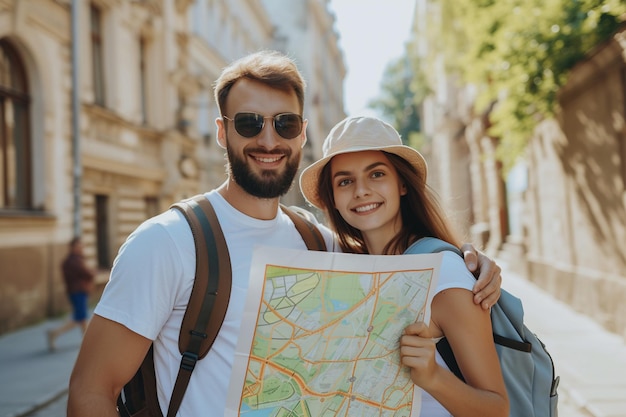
[330,299,349,311]
[239,403,280,416]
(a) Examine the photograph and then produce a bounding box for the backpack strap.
[405,237,463,257]
[435,337,466,382]
[280,205,327,251]
[168,195,232,417]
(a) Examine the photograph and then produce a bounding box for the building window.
[144,196,159,218]
[90,4,106,106]
[622,67,626,188]
[197,92,212,145]
[95,194,110,268]
[139,37,148,124]
[0,39,31,210]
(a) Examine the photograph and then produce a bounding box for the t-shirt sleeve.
[94,213,193,340]
[435,251,476,295]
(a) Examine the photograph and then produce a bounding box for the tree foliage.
[368,56,427,148]
[418,0,626,170]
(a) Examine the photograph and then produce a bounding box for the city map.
[226,247,443,417]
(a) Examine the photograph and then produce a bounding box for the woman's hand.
[400,322,439,389]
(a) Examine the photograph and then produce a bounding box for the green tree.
[368,56,427,148]
[419,0,626,170]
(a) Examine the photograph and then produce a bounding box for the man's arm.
[460,243,502,310]
[68,315,152,417]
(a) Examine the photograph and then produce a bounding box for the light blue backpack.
[405,237,560,417]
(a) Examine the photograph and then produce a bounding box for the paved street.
[1,259,625,417]
[501,261,626,417]
[0,314,81,417]
[21,393,67,417]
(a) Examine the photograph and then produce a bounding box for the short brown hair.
[214,50,306,116]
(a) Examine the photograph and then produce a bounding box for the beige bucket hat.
[299,116,428,209]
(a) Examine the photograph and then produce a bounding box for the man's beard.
[226,145,300,199]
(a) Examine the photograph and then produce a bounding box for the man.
[47,236,94,352]
[68,50,501,417]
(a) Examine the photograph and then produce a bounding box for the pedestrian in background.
[47,236,95,352]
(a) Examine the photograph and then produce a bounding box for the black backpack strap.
[167,195,232,417]
[436,337,465,382]
[280,205,327,251]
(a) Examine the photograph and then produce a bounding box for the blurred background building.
[410,0,626,341]
[0,0,345,333]
[1,0,625,347]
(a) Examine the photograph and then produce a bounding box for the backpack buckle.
[180,351,199,372]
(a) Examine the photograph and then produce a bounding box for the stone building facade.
[0,0,345,334]
[413,1,626,340]
[523,27,626,339]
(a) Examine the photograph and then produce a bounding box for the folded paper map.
[226,246,443,417]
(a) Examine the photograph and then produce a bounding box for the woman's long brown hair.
[317,151,463,255]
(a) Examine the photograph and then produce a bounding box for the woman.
[299,116,509,417]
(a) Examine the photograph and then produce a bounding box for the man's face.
[217,79,307,199]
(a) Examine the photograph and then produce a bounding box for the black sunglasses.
[223,112,303,139]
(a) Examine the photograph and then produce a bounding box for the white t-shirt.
[419,251,476,417]
[95,191,335,416]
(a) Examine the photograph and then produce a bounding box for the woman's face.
[330,150,407,247]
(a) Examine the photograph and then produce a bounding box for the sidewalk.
[499,259,626,417]
[0,260,625,417]
[0,315,81,417]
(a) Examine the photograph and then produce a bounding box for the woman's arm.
[400,288,509,417]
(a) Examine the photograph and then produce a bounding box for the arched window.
[0,39,31,210]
